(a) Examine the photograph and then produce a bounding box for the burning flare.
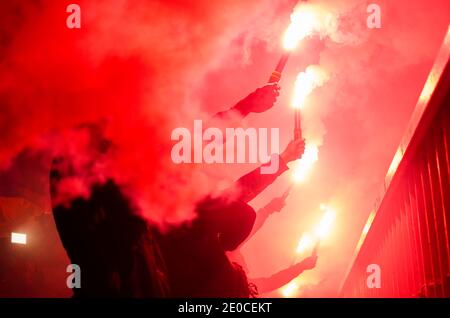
[281,205,336,297]
[295,204,337,256]
[282,2,337,51]
[296,233,314,254]
[290,65,328,183]
[281,281,299,297]
[292,65,329,109]
[292,144,319,183]
[282,5,318,51]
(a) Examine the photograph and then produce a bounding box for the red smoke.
[1,0,449,297]
[234,0,450,296]
[0,0,294,223]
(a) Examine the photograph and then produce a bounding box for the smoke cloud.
[0,0,294,223]
[234,0,449,296]
[0,0,449,296]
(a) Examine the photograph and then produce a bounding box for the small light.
[281,281,299,297]
[11,232,27,245]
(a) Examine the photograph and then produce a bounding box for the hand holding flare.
[295,204,336,260]
[290,65,329,182]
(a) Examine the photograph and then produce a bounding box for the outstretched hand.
[302,255,318,270]
[234,83,281,115]
[291,254,318,275]
[265,193,289,214]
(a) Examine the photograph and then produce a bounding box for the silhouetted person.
[49,84,296,298]
[50,124,169,297]
[155,83,305,297]
[245,187,291,245]
[228,188,291,272]
[158,134,305,297]
[156,197,257,297]
[227,187,319,295]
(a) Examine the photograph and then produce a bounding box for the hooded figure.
[50,124,169,297]
[156,197,257,298]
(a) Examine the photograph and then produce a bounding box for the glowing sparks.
[11,232,27,245]
[292,143,319,183]
[292,65,329,109]
[283,6,318,50]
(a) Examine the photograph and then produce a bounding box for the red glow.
[0,0,449,298]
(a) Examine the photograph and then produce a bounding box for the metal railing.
[340,26,450,298]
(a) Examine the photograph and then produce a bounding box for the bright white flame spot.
[294,205,336,256]
[314,206,336,240]
[282,3,340,51]
[283,8,318,50]
[11,232,27,245]
[296,233,315,254]
[287,205,337,295]
[292,144,319,183]
[281,281,299,297]
[292,65,329,109]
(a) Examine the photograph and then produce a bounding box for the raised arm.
[227,138,305,203]
[245,188,291,242]
[250,255,318,295]
[214,83,280,119]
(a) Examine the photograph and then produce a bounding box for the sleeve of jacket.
[232,154,289,203]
